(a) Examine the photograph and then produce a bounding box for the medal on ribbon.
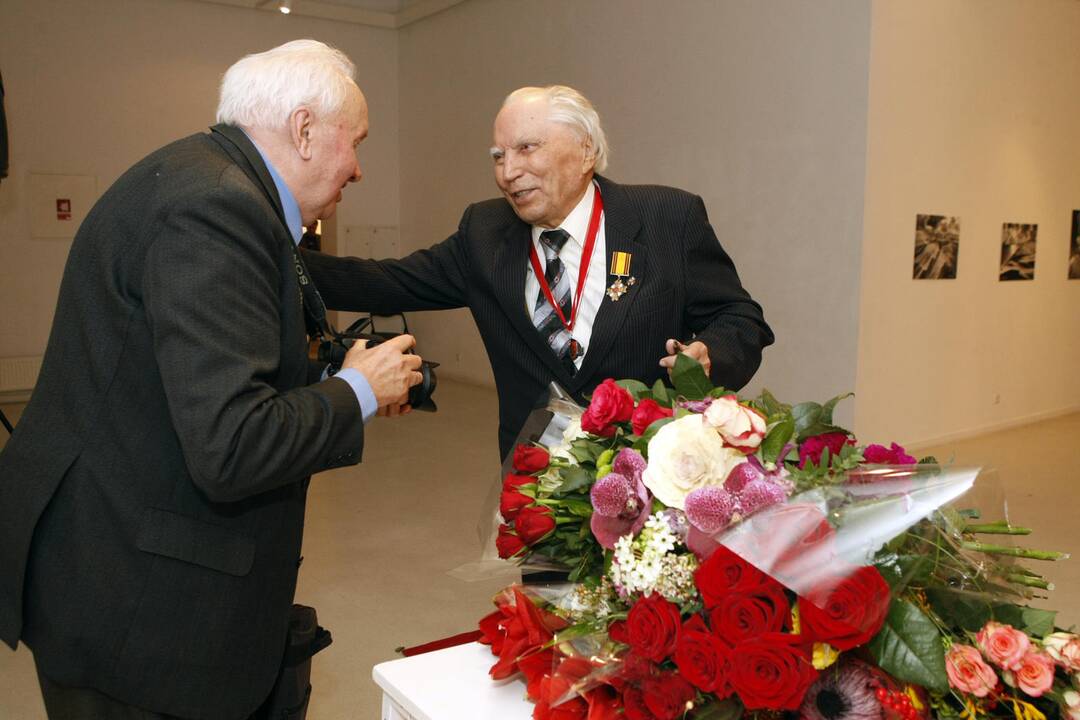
[606,250,635,301]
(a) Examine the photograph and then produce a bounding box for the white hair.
[504,86,610,173]
[216,39,358,129]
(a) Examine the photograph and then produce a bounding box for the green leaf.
[760,417,795,465]
[755,388,786,417]
[791,402,823,438]
[671,353,712,400]
[616,379,650,399]
[651,379,671,406]
[868,598,948,692]
[690,697,743,720]
[925,587,992,632]
[992,605,1056,637]
[555,466,593,493]
[820,392,854,426]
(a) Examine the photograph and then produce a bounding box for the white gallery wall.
[396,0,873,429]
[0,0,399,359]
[856,0,1080,445]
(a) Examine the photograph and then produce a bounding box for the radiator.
[0,356,42,399]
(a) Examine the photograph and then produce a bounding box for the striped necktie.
[532,229,577,375]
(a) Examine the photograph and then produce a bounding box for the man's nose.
[349,158,362,183]
[500,152,522,183]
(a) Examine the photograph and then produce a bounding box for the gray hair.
[504,86,609,173]
[216,39,358,129]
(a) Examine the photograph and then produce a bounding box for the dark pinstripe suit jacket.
[0,125,364,719]
[305,175,773,460]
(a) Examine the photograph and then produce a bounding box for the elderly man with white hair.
[0,40,422,719]
[304,85,774,460]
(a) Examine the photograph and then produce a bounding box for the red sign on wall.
[56,198,71,221]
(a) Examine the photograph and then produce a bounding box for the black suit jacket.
[0,125,364,719]
[304,175,773,459]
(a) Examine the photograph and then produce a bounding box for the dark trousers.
[35,656,269,720]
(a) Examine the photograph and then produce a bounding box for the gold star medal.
[606,251,635,301]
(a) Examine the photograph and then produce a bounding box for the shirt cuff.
[332,368,378,424]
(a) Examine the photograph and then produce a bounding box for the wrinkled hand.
[658,339,711,377]
[341,334,423,409]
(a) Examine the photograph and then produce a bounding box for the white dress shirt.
[524,181,607,369]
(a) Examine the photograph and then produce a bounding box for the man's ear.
[290,107,314,160]
[580,140,597,175]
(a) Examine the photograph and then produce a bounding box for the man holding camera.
[0,41,421,719]
[303,85,773,460]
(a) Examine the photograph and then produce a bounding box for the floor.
[0,385,1077,719]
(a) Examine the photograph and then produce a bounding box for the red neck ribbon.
[527,186,603,332]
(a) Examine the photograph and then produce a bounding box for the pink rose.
[1044,632,1080,672]
[631,398,674,436]
[581,379,635,437]
[703,395,768,453]
[977,621,1031,671]
[945,644,998,697]
[798,432,854,469]
[1010,651,1055,697]
[863,442,917,464]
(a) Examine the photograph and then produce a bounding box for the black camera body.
[317,327,438,412]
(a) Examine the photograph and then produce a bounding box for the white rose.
[643,414,743,509]
[703,395,768,453]
[1045,632,1080,672]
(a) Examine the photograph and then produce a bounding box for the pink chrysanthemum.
[738,478,788,516]
[684,486,736,534]
[589,449,652,549]
[800,659,883,720]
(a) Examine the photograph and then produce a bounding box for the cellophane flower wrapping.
[474,358,1073,720]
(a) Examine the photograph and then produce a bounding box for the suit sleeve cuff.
[330,368,378,424]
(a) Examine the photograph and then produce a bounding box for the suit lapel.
[573,176,647,390]
[493,219,578,389]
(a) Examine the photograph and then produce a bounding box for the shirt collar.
[531,180,597,249]
[241,129,304,245]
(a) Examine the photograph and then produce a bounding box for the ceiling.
[191,0,466,28]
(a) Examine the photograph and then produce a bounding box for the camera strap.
[290,243,335,340]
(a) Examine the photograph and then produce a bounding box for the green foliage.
[616,379,650,399]
[671,354,712,400]
[868,598,948,692]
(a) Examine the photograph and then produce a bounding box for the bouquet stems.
[960,541,1069,561]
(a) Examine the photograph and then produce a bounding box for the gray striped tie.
[533,229,577,374]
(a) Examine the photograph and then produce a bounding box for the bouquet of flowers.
[476,357,1075,720]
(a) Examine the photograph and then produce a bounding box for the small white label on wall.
[29,173,97,240]
[343,225,400,259]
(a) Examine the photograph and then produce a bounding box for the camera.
[316,316,438,412]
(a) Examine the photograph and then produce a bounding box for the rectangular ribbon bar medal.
[606,251,635,301]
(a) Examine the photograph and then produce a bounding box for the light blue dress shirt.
[244,131,377,424]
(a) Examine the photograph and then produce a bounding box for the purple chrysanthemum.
[724,461,761,494]
[590,473,634,517]
[737,478,788,516]
[684,486,736,534]
[800,659,883,720]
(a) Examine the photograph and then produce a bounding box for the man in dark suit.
[0,41,422,719]
[304,85,773,460]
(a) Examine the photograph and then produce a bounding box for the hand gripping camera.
[317,315,438,412]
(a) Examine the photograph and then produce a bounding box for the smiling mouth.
[510,188,536,201]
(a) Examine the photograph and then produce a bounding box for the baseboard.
[905,403,1080,452]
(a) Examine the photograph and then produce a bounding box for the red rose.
[708,582,790,645]
[622,685,657,720]
[798,432,854,469]
[631,399,674,436]
[798,565,891,650]
[863,442,917,465]
[642,672,696,720]
[728,633,819,710]
[694,545,772,609]
[499,489,533,521]
[674,614,733,694]
[626,594,682,662]
[581,379,634,437]
[514,444,551,473]
[496,523,526,559]
[504,473,535,491]
[515,505,556,545]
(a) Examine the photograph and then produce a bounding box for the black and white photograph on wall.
[912,214,960,279]
[1069,210,1080,280]
[999,223,1038,281]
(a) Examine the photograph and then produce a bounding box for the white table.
[372,642,531,719]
